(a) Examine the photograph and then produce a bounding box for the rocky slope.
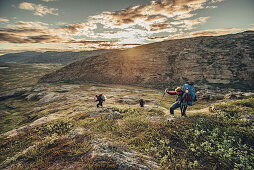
[39,31,254,89]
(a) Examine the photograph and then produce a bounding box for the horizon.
[0,0,254,55]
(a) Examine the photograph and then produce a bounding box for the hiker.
[165,87,188,117]
[139,99,145,107]
[95,94,105,108]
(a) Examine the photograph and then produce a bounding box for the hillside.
[39,31,254,90]
[0,50,115,64]
[0,63,253,169]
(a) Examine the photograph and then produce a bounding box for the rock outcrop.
[39,31,254,89]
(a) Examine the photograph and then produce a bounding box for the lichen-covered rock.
[39,92,60,103]
[104,111,122,120]
[91,139,160,169]
[117,95,139,105]
[0,88,28,100]
[25,92,47,101]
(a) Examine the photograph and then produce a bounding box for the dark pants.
[97,101,103,108]
[170,101,187,116]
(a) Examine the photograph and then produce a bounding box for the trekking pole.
[159,88,167,103]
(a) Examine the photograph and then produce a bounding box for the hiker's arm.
[166,91,177,95]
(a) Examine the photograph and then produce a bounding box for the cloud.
[186,28,242,37]
[19,2,58,16]
[84,0,224,44]
[151,27,242,40]
[42,0,57,2]
[248,27,254,31]
[57,23,97,35]
[8,21,49,29]
[0,18,9,22]
[2,0,228,52]
[174,17,210,30]
[0,32,64,44]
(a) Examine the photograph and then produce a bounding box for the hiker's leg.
[181,104,188,116]
[170,102,180,115]
[97,102,100,108]
[101,101,103,108]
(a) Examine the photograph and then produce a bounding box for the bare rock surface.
[2,114,63,138]
[0,88,28,100]
[91,138,160,170]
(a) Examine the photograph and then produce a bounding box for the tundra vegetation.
[0,64,253,169]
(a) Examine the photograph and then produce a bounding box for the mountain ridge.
[39,31,254,89]
[0,49,116,64]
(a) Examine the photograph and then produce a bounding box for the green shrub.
[214,98,254,118]
[39,120,74,135]
[85,105,254,169]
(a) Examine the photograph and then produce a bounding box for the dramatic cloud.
[2,0,232,52]
[84,0,225,45]
[19,2,58,16]
[0,18,9,22]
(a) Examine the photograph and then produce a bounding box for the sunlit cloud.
[0,31,64,44]
[159,27,242,40]
[1,0,236,53]
[247,27,254,31]
[57,22,97,36]
[18,2,58,16]
[0,18,9,22]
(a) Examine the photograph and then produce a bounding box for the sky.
[0,0,254,54]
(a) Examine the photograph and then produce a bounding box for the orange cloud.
[162,28,242,40]
[0,18,9,22]
[19,2,58,16]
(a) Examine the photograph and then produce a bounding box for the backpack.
[98,94,105,101]
[182,83,196,102]
[185,92,192,102]
[101,95,105,101]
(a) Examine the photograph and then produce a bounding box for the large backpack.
[182,83,196,102]
[98,94,105,101]
[101,94,105,101]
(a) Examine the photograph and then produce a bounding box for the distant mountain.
[39,31,254,89]
[0,50,115,64]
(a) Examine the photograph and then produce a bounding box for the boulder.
[0,88,27,100]
[39,92,60,103]
[25,92,47,101]
[104,111,122,120]
[117,95,139,105]
[68,128,85,139]
[224,92,238,99]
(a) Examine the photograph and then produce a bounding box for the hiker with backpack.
[165,83,196,117]
[95,94,105,108]
[165,87,188,117]
[139,99,145,107]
